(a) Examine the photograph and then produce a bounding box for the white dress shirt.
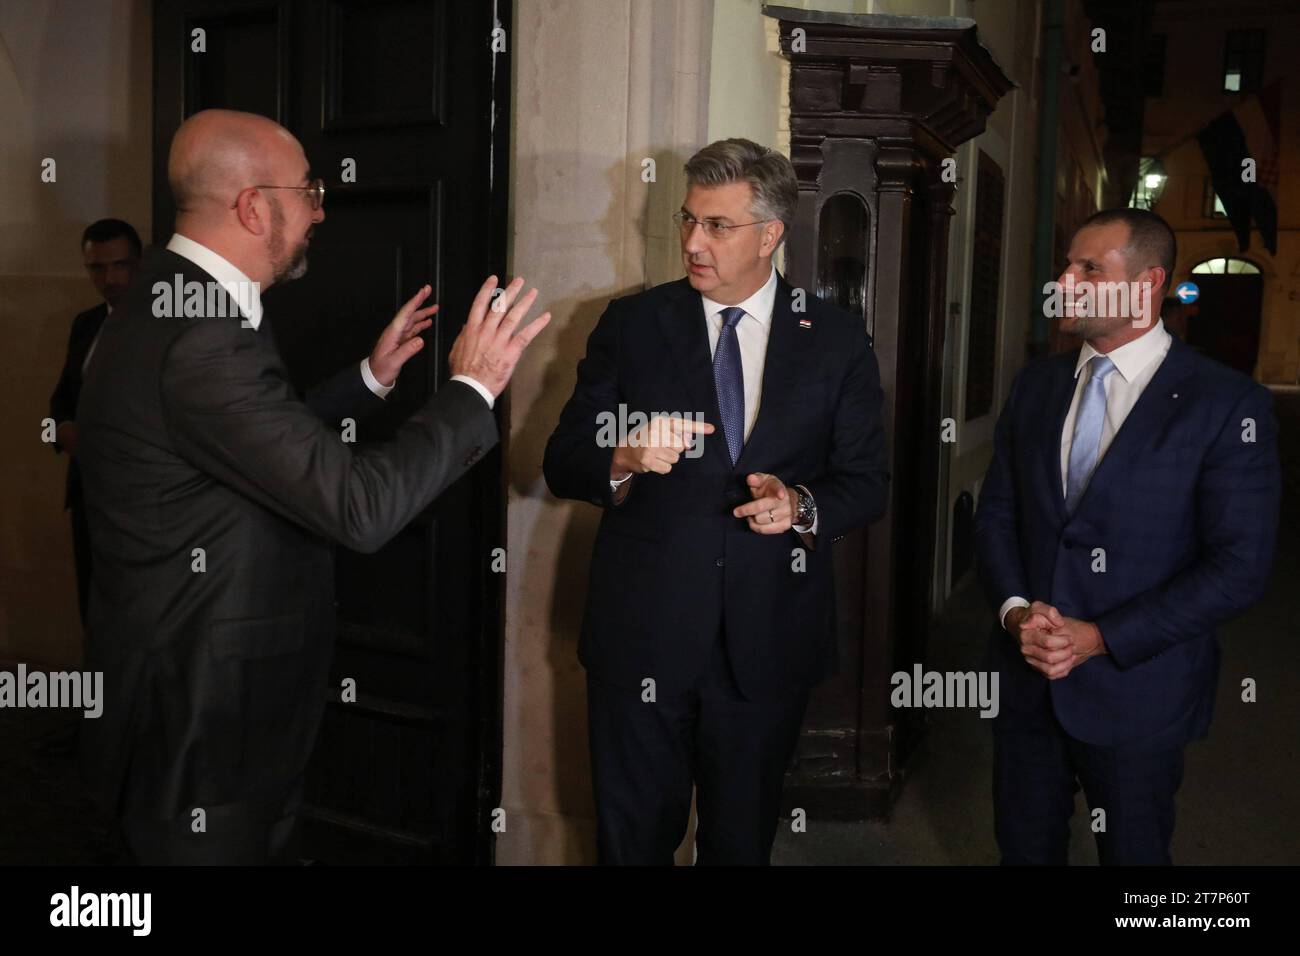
[998,319,1173,627]
[81,302,111,373]
[165,233,493,406]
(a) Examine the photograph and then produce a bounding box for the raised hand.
[448,276,551,398]
[368,284,439,387]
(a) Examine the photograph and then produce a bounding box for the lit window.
[1222,30,1265,94]
[1191,258,1260,275]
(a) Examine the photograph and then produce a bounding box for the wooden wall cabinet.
[764,6,1013,819]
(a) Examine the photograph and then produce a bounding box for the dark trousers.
[993,716,1186,865]
[122,777,305,865]
[70,502,93,627]
[586,634,809,865]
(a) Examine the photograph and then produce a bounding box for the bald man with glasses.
[77,109,550,864]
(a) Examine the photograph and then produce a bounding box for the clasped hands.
[609,417,799,534]
[1005,601,1107,680]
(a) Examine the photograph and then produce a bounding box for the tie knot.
[719,307,745,330]
[1089,354,1117,382]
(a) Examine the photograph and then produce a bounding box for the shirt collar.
[1075,319,1171,383]
[700,264,778,328]
[165,233,264,329]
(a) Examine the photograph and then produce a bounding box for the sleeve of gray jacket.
[159,318,497,554]
[304,359,385,428]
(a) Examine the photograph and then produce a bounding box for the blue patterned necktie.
[713,307,746,465]
[1065,354,1117,513]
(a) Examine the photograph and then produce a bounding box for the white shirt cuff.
[998,596,1030,629]
[360,357,394,399]
[450,374,494,408]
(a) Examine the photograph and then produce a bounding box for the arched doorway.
[1183,257,1264,376]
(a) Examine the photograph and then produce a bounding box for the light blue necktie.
[1065,354,1117,513]
[713,307,746,465]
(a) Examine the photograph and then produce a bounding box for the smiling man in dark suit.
[975,208,1280,865]
[544,139,889,865]
[77,109,550,864]
[48,219,141,625]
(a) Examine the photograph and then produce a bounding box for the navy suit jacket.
[543,275,890,700]
[975,334,1281,747]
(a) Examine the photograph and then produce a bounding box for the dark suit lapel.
[84,303,109,340]
[655,280,730,470]
[734,276,810,473]
[1071,335,1196,514]
[72,303,110,372]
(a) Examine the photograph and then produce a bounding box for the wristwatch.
[793,484,816,529]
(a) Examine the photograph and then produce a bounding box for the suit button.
[715,557,725,567]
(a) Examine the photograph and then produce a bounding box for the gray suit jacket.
[76,247,496,824]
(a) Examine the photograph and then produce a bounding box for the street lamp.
[1132,156,1168,209]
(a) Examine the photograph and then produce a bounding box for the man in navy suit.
[48,219,141,625]
[975,208,1280,865]
[544,139,889,864]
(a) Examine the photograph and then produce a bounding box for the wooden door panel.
[323,0,446,129]
[267,181,444,414]
[1186,274,1264,376]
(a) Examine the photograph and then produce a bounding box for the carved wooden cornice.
[764,5,1016,177]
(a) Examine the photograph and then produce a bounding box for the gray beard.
[275,248,308,284]
[267,197,310,285]
[269,236,308,285]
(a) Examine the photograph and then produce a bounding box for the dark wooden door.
[1185,273,1264,376]
[152,0,510,863]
